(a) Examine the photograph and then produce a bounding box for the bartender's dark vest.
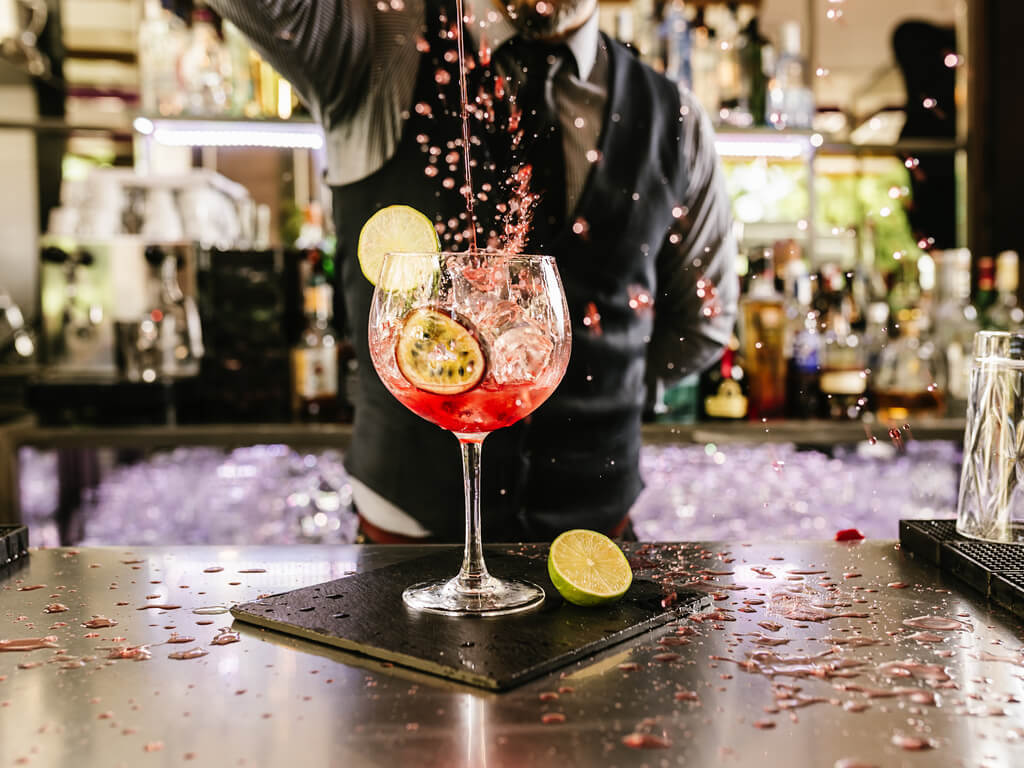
[332,4,688,540]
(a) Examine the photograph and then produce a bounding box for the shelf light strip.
[134,118,814,158]
[135,118,325,150]
[713,138,813,159]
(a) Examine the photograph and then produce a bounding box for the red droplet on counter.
[210,629,240,646]
[835,529,865,542]
[168,648,209,661]
[622,732,671,749]
[903,615,972,632]
[540,712,566,725]
[891,733,931,751]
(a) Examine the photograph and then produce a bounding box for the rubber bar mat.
[231,548,710,691]
[899,519,1024,620]
[0,525,29,579]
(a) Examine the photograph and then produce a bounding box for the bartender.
[207,0,738,543]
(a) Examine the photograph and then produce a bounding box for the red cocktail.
[368,250,571,615]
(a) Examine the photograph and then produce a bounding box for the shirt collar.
[468,0,600,81]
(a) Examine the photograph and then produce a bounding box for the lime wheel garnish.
[357,205,440,289]
[548,529,633,607]
[395,307,486,395]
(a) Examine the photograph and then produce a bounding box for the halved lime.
[357,205,440,289]
[548,529,633,607]
[396,307,486,395]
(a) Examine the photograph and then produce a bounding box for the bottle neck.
[935,252,972,305]
[996,252,1019,297]
[304,284,333,328]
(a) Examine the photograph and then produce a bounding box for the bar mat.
[0,525,29,578]
[231,548,709,690]
[899,519,1024,620]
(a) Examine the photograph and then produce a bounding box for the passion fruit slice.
[396,307,486,395]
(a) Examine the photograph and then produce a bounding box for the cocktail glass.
[368,251,571,616]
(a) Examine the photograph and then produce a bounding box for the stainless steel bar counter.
[1,541,1022,767]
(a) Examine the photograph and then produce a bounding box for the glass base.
[402,575,545,617]
[957,519,1024,544]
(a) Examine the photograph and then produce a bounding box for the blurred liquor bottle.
[663,0,691,88]
[818,279,868,420]
[292,282,340,423]
[984,250,1024,331]
[974,256,997,320]
[766,21,814,129]
[689,9,720,117]
[930,248,979,410]
[739,248,786,419]
[782,259,822,419]
[737,11,768,127]
[699,335,748,420]
[872,308,945,424]
[714,5,743,125]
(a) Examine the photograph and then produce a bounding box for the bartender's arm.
[647,88,739,382]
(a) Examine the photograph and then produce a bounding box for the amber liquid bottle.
[291,283,340,422]
[740,253,786,419]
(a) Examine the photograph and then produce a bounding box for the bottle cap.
[996,250,1019,293]
[780,22,802,55]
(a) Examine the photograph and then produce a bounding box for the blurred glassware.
[179,2,232,116]
[138,0,186,117]
[0,0,49,77]
[957,331,1024,543]
[141,187,185,242]
[17,439,958,548]
[0,290,36,362]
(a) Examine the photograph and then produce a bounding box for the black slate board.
[0,525,29,579]
[231,548,709,690]
[899,519,1024,621]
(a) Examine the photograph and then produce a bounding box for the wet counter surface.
[1,541,1022,768]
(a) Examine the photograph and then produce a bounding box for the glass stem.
[456,435,489,592]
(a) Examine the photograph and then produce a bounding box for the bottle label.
[819,369,867,396]
[293,347,338,399]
